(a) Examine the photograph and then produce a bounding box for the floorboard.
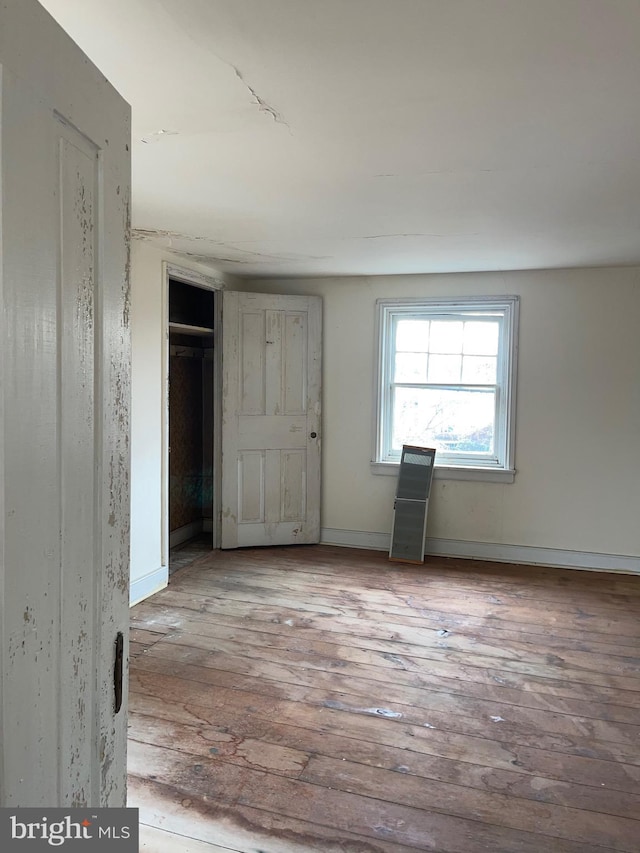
[128,545,640,852]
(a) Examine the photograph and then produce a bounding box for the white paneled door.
[221,292,322,548]
[0,1,130,806]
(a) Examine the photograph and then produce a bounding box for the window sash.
[376,298,518,471]
[387,384,500,464]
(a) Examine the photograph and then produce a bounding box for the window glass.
[392,387,495,455]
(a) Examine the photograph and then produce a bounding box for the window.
[374,297,518,481]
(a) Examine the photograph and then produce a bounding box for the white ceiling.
[40,0,640,278]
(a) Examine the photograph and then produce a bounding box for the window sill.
[370,461,515,483]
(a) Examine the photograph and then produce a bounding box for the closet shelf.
[169,322,214,336]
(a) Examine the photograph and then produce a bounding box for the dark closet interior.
[168,279,215,549]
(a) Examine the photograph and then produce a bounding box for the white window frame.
[373,296,519,483]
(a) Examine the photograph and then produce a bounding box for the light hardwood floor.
[128,545,640,852]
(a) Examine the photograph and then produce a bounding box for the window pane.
[396,319,429,352]
[392,386,495,454]
[463,321,499,355]
[461,355,497,383]
[427,354,461,383]
[394,352,428,382]
[430,321,463,354]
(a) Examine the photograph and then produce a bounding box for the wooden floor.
[128,545,640,853]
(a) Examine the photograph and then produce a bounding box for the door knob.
[310,431,317,438]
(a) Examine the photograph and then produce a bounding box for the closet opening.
[167,276,217,574]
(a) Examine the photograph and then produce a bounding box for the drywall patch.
[141,129,179,144]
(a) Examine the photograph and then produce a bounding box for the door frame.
[161,262,224,568]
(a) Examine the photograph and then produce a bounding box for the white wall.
[129,241,235,604]
[241,267,640,570]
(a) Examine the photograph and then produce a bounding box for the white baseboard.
[322,528,390,552]
[169,520,203,549]
[130,565,168,607]
[320,527,640,575]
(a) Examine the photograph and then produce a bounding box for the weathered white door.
[0,0,130,806]
[221,292,321,548]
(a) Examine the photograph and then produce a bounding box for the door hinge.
[114,631,124,714]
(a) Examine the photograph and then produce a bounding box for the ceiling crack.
[232,66,291,132]
[374,169,495,178]
[132,227,324,264]
[359,233,445,239]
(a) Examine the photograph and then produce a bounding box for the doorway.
[164,268,222,573]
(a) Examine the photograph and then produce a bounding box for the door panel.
[0,0,130,806]
[59,123,99,804]
[239,451,266,523]
[282,312,307,413]
[281,449,306,520]
[222,292,321,548]
[240,311,265,414]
